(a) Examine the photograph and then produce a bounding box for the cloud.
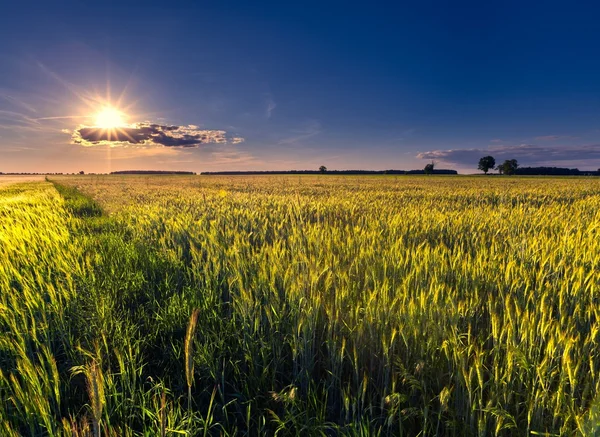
[4,146,37,153]
[535,135,561,141]
[0,110,58,134]
[210,150,256,165]
[265,96,277,119]
[417,144,600,168]
[0,110,38,127]
[277,120,321,146]
[534,135,578,141]
[2,95,38,114]
[71,122,244,148]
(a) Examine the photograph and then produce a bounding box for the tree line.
[423,158,520,175]
[477,156,600,175]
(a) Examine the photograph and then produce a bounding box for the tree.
[79,170,85,175]
[424,161,435,175]
[319,165,327,173]
[478,156,496,174]
[498,159,518,175]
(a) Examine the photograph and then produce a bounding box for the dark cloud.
[71,122,243,147]
[417,144,600,168]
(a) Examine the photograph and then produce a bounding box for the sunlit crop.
[1,175,600,435]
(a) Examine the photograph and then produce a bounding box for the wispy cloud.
[0,110,58,134]
[209,150,256,165]
[277,120,321,146]
[417,143,600,168]
[37,62,102,108]
[3,146,38,153]
[535,135,560,141]
[156,159,195,164]
[0,110,38,126]
[1,74,94,135]
[265,95,277,119]
[35,115,90,121]
[534,135,578,141]
[195,143,258,167]
[2,95,38,114]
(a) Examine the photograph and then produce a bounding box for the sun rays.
[94,107,126,129]
[86,104,137,144]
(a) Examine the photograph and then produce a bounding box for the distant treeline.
[110,170,197,175]
[514,167,599,176]
[200,169,458,175]
[0,172,67,175]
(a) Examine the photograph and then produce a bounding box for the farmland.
[1,175,600,436]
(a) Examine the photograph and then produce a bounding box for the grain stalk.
[185,309,200,411]
[85,361,105,437]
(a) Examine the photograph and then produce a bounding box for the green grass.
[1,175,600,436]
[51,181,103,218]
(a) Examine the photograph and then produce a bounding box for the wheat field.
[1,175,600,436]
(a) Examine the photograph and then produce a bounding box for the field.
[1,175,600,436]
[0,175,45,187]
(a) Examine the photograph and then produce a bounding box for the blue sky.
[1,1,600,173]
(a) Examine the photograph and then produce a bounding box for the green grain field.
[1,175,600,436]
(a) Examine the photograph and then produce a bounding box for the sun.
[95,107,126,129]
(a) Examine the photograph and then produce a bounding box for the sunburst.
[90,106,136,144]
[95,107,126,129]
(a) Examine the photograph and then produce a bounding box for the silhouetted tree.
[319,165,327,173]
[478,156,496,174]
[79,170,85,175]
[498,159,518,175]
[424,161,435,175]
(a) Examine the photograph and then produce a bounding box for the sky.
[1,1,600,174]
